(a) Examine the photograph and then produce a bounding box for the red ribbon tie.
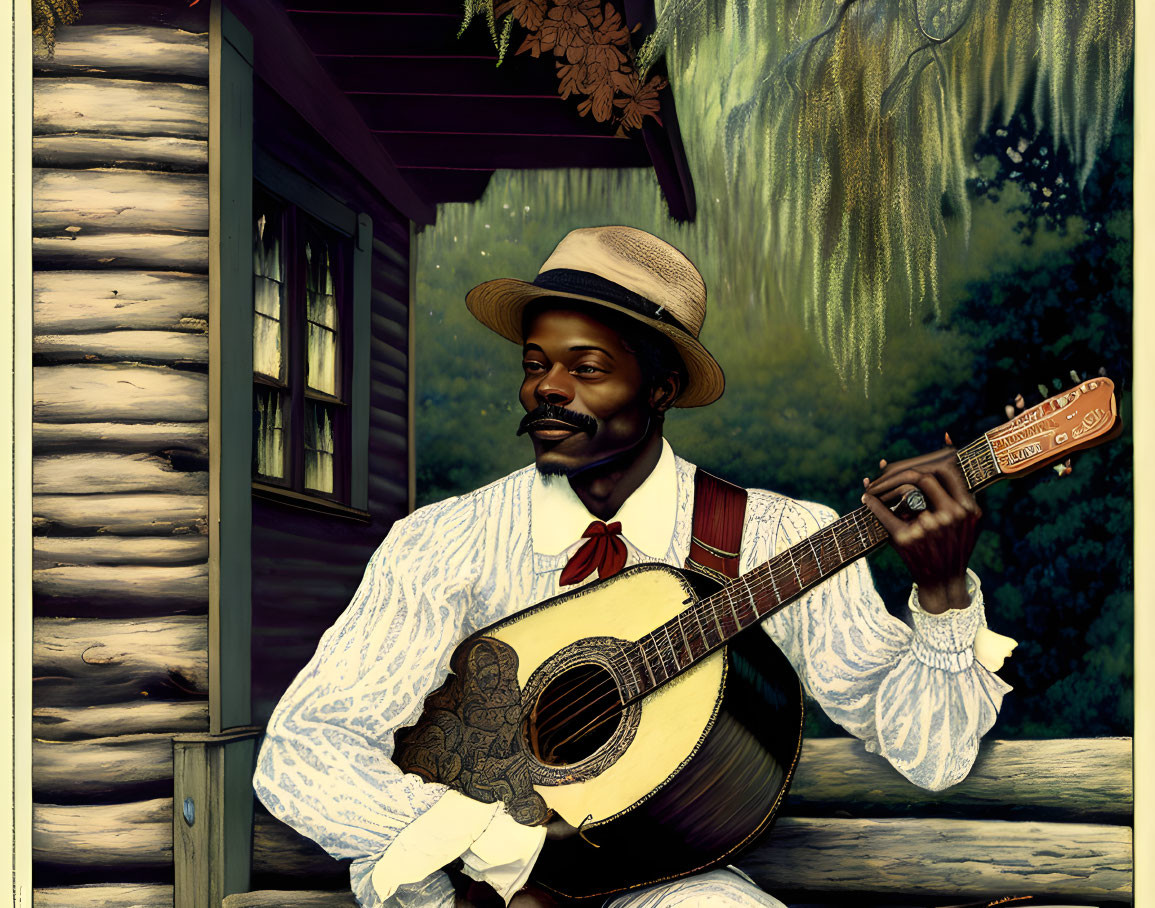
[559,520,628,586]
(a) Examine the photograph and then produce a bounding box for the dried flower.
[577,78,616,121]
[542,2,596,63]
[556,61,590,99]
[584,6,628,73]
[501,0,548,30]
[614,73,667,129]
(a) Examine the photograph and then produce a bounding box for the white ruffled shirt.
[254,441,1014,907]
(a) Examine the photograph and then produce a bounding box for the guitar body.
[393,377,1122,901]
[394,563,804,901]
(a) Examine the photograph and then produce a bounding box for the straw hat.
[465,226,724,407]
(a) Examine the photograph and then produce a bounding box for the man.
[254,226,1014,907]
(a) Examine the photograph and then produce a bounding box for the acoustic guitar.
[394,378,1121,901]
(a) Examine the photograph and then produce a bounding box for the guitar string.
[527,440,1000,756]
[536,505,967,755]
[533,500,950,748]
[529,507,896,752]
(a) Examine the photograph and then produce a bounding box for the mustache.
[517,403,597,437]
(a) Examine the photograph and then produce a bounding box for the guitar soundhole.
[524,663,623,767]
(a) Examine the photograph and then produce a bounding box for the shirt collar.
[531,439,678,560]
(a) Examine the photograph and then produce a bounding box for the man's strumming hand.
[861,447,982,614]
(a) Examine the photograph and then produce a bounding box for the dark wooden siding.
[31,2,211,902]
[249,78,411,730]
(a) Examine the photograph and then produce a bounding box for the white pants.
[602,869,786,908]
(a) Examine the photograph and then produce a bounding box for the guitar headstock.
[986,377,1120,475]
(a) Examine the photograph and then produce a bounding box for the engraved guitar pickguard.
[394,636,549,825]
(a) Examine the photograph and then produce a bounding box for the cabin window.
[250,154,372,513]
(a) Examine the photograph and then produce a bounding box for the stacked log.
[32,5,210,902]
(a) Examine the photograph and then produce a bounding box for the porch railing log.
[34,733,174,796]
[35,24,208,78]
[34,700,209,741]
[34,134,208,171]
[35,535,209,567]
[33,233,209,272]
[35,364,207,422]
[33,797,172,867]
[34,271,207,333]
[35,330,209,365]
[33,492,207,535]
[223,893,356,908]
[34,78,209,138]
[34,169,209,234]
[33,616,208,707]
[741,816,1132,902]
[33,883,174,907]
[784,736,1133,821]
[243,736,1134,902]
[34,453,207,495]
[33,421,209,455]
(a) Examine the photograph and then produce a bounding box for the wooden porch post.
[174,4,256,907]
[174,728,262,908]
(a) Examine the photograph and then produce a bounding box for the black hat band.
[532,269,693,337]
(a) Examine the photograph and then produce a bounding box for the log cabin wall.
[248,78,412,736]
[31,2,212,905]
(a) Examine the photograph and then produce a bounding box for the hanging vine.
[626,0,1132,385]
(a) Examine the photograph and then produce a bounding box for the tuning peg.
[1053,458,1073,477]
[1004,404,1015,419]
[1037,384,1049,399]
[1099,366,1108,376]
[1014,393,1025,409]
[1069,370,1081,383]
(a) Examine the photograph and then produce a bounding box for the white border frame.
[1133,2,1152,904]
[3,0,32,905]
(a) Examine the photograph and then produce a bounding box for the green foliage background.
[412,100,1132,740]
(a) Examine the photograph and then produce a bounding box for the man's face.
[519,307,654,476]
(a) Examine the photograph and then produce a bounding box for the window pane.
[253,386,285,480]
[253,311,282,380]
[303,221,339,396]
[307,322,337,396]
[304,401,335,493]
[253,194,285,381]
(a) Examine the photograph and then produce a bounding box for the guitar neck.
[625,438,1005,699]
[624,375,1119,700]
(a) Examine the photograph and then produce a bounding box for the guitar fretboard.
[623,435,1001,699]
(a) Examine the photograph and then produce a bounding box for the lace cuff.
[907,570,984,671]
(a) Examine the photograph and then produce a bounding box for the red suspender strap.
[686,469,748,582]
